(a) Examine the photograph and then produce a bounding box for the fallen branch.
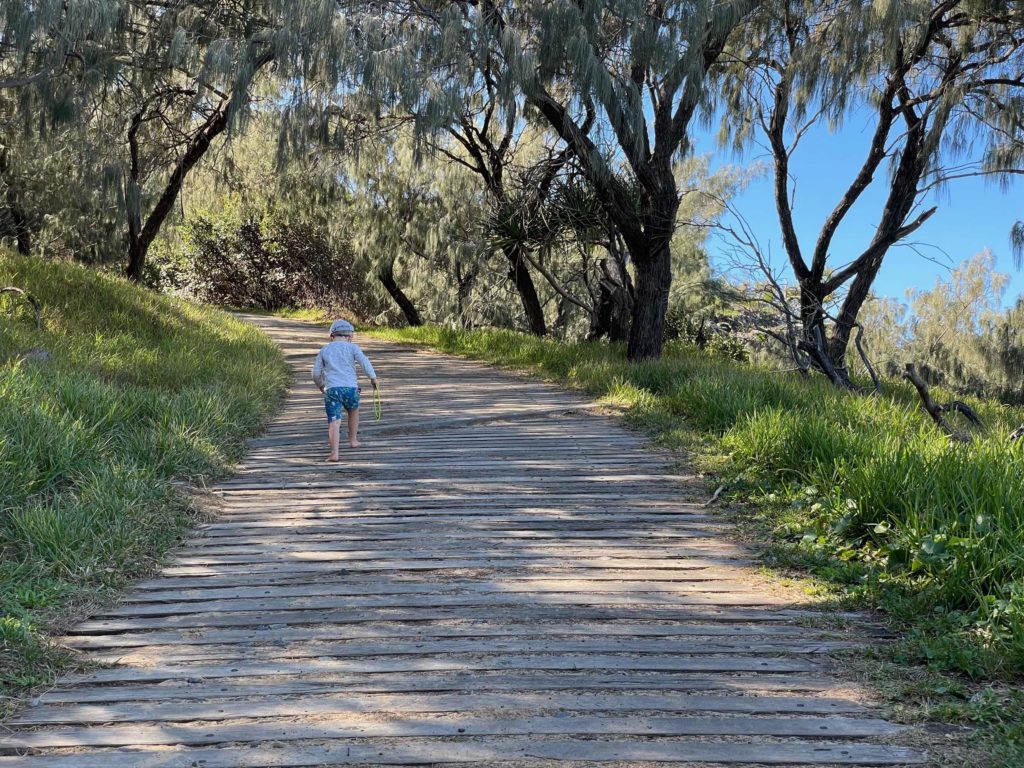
[852,323,881,394]
[1,286,43,330]
[703,485,727,507]
[1011,424,1024,441]
[903,363,977,443]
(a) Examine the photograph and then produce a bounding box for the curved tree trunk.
[504,245,546,336]
[125,107,230,282]
[378,262,422,326]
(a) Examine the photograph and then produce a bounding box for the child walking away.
[312,320,379,460]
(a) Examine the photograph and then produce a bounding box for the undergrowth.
[372,328,1024,679]
[0,253,288,704]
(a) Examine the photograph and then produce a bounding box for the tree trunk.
[589,252,633,342]
[1,149,31,255]
[627,237,672,361]
[125,107,230,282]
[826,256,883,384]
[378,263,422,326]
[503,244,546,336]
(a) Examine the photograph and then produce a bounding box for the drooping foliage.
[1,1,357,279]
[717,0,1024,385]
[341,0,761,359]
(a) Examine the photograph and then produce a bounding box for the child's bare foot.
[325,455,340,462]
[348,440,362,448]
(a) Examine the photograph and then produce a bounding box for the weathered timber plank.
[63,621,841,649]
[88,638,857,666]
[125,569,760,591]
[151,560,753,579]
[56,655,820,687]
[0,738,926,766]
[119,579,767,603]
[0,714,906,749]
[93,593,793,621]
[31,673,839,705]
[69,606,829,634]
[12,691,865,726]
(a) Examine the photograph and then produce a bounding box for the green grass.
[0,253,289,702]
[372,326,1024,680]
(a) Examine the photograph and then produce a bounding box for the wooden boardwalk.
[1,317,926,766]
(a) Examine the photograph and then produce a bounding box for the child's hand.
[319,386,325,393]
[371,378,380,390]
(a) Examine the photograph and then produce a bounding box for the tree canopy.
[0,0,1021,380]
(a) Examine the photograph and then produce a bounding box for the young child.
[312,320,379,460]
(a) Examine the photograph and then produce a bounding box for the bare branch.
[1,286,43,331]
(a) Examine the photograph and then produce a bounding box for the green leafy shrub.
[164,210,377,316]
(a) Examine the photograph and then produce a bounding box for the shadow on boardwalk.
[0,316,930,766]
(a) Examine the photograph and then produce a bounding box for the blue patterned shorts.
[324,386,360,422]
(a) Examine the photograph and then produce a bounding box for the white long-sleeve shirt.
[312,340,377,390]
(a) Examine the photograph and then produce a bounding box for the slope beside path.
[0,316,927,766]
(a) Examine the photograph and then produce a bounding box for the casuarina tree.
[345,0,761,360]
[717,0,1024,387]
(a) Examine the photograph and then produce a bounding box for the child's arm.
[312,351,326,392]
[354,346,379,388]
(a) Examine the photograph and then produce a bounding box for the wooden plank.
[193,519,726,533]
[69,606,827,634]
[56,654,820,688]
[186,530,731,546]
[88,638,857,666]
[32,673,840,705]
[119,578,764,604]
[0,738,926,766]
[160,552,745,568]
[63,621,841,649]
[162,550,754,569]
[0,714,907,749]
[96,593,792,621]
[175,541,735,556]
[12,691,864,726]
[155,556,752,576]
[126,568,759,591]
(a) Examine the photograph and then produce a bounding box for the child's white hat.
[329,320,355,336]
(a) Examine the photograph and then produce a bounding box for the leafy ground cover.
[0,253,289,704]
[373,325,1024,762]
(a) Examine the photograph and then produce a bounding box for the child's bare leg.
[327,419,341,460]
[347,407,361,448]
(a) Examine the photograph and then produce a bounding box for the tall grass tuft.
[0,252,288,698]
[374,325,1024,678]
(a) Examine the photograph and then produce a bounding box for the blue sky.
[692,117,1023,307]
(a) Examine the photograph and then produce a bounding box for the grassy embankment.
[0,253,289,704]
[373,325,1024,759]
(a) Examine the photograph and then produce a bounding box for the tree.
[2,2,352,277]
[349,0,760,359]
[343,127,491,327]
[430,81,563,335]
[0,2,124,94]
[0,2,128,256]
[718,0,1024,387]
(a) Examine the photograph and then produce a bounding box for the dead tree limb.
[1,286,43,330]
[903,363,977,443]
[853,324,881,394]
[1010,424,1024,441]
